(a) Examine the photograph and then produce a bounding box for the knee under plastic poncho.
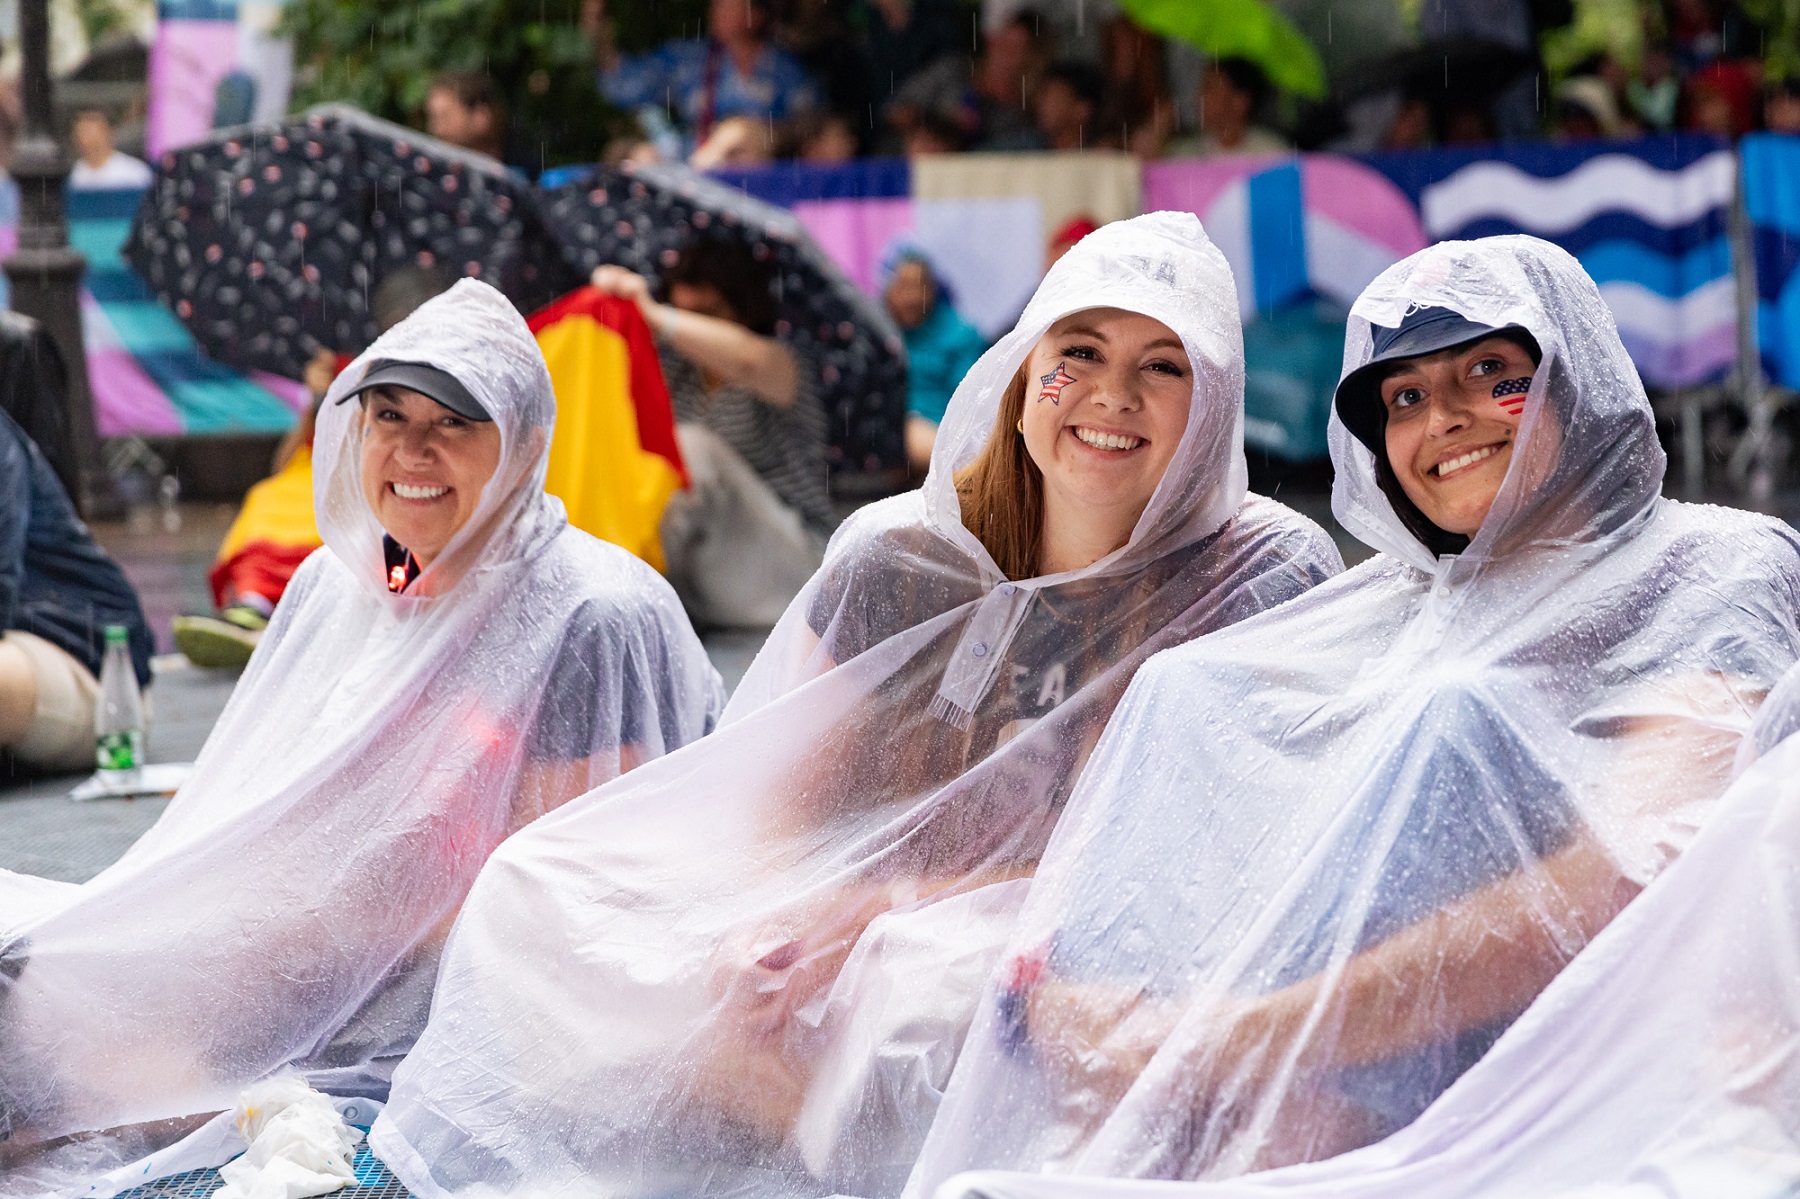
[0,280,724,1146]
[906,235,1800,1198]
[928,658,1800,1199]
[367,211,1344,1199]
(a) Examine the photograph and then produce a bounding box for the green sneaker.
[220,604,270,633]
[172,615,260,671]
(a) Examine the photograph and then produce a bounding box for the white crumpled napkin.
[213,1076,362,1199]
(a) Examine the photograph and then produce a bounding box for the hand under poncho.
[924,660,1800,1199]
[907,235,1800,1198]
[368,212,1344,1199]
[0,280,724,1153]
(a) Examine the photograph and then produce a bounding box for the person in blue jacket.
[0,408,152,774]
[880,235,990,474]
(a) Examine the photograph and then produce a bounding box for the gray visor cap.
[337,359,492,422]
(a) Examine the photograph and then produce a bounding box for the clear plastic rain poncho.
[0,280,724,1150]
[906,235,1800,1197]
[368,212,1344,1199]
[928,659,1800,1199]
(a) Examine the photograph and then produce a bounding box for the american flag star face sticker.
[1492,376,1533,417]
[1038,361,1078,405]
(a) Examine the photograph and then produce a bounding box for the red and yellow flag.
[209,442,324,608]
[530,288,687,571]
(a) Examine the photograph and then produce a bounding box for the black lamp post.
[4,0,105,515]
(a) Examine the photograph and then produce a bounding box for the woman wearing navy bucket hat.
[907,235,1800,1199]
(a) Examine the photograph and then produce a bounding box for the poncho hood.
[317,278,561,596]
[917,211,1250,725]
[1331,235,1665,574]
[924,210,1247,578]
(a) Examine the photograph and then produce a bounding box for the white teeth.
[1073,426,1144,451]
[393,483,449,500]
[1434,445,1500,477]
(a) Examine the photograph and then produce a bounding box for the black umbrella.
[123,104,580,381]
[536,161,908,474]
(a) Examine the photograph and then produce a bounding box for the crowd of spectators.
[478,0,1800,176]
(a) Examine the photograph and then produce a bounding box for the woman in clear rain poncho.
[367,211,1344,1199]
[923,656,1800,1199]
[0,280,723,1157]
[906,235,1800,1199]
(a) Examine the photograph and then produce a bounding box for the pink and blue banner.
[1366,136,1737,392]
[712,138,1738,459]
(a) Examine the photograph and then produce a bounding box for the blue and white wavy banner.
[1370,137,1736,389]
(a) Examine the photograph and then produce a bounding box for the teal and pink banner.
[0,186,305,437]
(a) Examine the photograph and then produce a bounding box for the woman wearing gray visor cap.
[0,280,724,1171]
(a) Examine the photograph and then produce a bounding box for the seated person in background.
[0,407,152,775]
[424,71,507,158]
[173,266,455,669]
[690,113,776,170]
[590,241,831,628]
[68,108,152,190]
[1026,60,1105,152]
[879,236,988,475]
[0,280,723,1168]
[1766,76,1800,133]
[366,211,1343,1199]
[907,236,1800,1194]
[774,108,860,161]
[1162,57,1289,158]
[585,0,819,151]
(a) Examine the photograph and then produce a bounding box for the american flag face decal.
[1492,376,1532,416]
[1038,361,1077,405]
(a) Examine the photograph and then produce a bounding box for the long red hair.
[954,368,1040,580]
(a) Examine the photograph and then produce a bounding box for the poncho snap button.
[998,584,1015,595]
[972,642,989,657]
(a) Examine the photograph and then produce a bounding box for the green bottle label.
[96,730,142,772]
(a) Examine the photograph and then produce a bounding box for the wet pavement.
[0,502,766,885]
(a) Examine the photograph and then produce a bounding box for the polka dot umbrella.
[123,104,581,382]
[537,161,908,474]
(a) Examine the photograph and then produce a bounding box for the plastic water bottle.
[95,625,144,776]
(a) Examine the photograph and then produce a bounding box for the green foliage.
[70,0,140,46]
[1739,0,1800,82]
[1540,0,1644,78]
[282,0,625,168]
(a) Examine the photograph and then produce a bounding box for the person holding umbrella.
[591,241,832,628]
[584,0,820,154]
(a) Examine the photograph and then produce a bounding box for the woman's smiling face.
[1019,308,1193,529]
[1381,335,1539,538]
[359,386,503,567]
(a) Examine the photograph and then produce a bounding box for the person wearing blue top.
[0,407,152,774]
[881,236,990,474]
[584,0,819,151]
